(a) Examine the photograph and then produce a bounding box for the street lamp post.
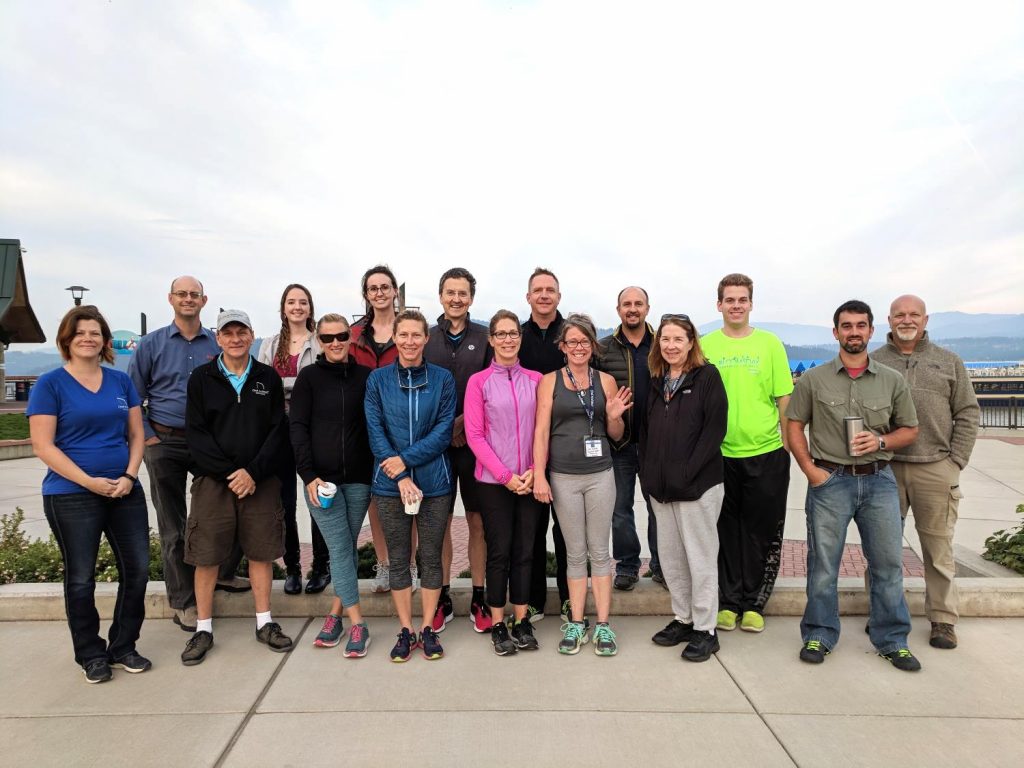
[65,285,89,306]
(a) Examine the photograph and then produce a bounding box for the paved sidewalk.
[1,615,1022,767]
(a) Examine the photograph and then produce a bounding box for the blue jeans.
[43,486,150,667]
[304,484,370,607]
[611,444,659,577]
[801,466,911,654]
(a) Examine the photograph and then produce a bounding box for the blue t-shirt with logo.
[26,367,142,495]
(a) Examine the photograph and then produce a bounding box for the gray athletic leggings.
[548,468,615,579]
[374,494,451,591]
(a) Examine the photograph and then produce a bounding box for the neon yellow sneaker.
[716,609,738,631]
[740,611,765,633]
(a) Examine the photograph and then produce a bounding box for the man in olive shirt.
[873,294,979,650]
[786,300,922,671]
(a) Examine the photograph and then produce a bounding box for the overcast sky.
[2,1,1022,349]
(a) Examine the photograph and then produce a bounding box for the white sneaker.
[372,562,390,593]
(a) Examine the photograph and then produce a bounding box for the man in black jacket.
[180,310,292,666]
[595,287,662,591]
[424,267,493,631]
[519,267,569,620]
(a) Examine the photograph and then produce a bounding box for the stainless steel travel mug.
[845,416,864,456]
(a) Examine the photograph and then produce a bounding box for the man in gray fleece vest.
[873,294,979,650]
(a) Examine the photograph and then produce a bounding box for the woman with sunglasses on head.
[349,265,407,594]
[289,314,374,657]
[27,305,151,683]
[640,314,728,662]
[533,313,633,657]
[464,310,546,656]
[257,283,330,595]
[364,310,456,662]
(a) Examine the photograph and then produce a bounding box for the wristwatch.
[878,436,886,451]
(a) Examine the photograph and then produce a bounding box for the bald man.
[873,294,979,649]
[594,286,661,591]
[128,277,248,633]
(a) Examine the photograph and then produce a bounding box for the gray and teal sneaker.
[593,622,618,656]
[343,622,371,658]
[313,613,343,648]
[558,621,588,655]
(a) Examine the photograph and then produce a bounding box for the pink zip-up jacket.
[464,359,543,485]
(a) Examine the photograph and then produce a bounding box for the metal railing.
[978,396,1021,429]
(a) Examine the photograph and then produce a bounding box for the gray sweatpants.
[651,483,725,633]
[375,494,451,591]
[549,468,615,579]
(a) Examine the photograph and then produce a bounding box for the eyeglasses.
[171,291,203,300]
[660,313,691,324]
[491,330,521,340]
[563,339,592,349]
[366,285,393,295]
[319,331,351,343]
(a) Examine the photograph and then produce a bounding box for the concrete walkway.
[2,430,1023,765]
[2,615,1023,767]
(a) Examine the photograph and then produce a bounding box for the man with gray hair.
[128,277,248,634]
[873,294,979,650]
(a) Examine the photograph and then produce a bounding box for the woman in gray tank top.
[533,314,633,657]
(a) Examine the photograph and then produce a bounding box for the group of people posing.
[27,266,979,683]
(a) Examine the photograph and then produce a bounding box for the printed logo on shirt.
[251,381,270,396]
[116,396,129,411]
[713,353,761,374]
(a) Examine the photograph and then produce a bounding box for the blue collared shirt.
[128,321,220,439]
[217,354,253,395]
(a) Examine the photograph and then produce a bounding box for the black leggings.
[478,483,546,608]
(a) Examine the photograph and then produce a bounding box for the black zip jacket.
[594,323,654,449]
[186,357,286,483]
[289,355,373,486]
[519,311,565,375]
[423,314,492,415]
[638,364,728,503]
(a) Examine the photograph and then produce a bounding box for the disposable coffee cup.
[317,482,337,509]
[404,496,421,515]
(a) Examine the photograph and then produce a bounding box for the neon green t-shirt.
[701,327,793,458]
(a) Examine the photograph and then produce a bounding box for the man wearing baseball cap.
[180,309,292,665]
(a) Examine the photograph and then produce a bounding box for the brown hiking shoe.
[929,622,957,649]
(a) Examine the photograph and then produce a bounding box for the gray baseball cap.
[216,309,252,331]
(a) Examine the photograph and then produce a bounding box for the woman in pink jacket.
[464,310,545,657]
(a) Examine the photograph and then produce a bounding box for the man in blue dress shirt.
[128,276,247,632]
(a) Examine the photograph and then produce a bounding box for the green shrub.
[983,504,1024,575]
[0,508,165,584]
[0,508,284,583]
[0,413,30,440]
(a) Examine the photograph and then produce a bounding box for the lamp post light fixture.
[65,285,89,306]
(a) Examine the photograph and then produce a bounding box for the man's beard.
[841,339,867,354]
[894,328,918,342]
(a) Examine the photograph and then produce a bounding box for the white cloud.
[2,0,1022,349]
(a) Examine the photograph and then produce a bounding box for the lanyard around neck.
[564,367,595,436]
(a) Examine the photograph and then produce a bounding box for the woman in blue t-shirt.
[27,305,151,684]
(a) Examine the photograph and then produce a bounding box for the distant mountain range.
[4,313,1022,375]
[696,312,1024,347]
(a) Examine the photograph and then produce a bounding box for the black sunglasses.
[318,331,351,344]
[660,313,691,324]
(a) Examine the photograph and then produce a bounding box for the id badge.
[584,438,603,458]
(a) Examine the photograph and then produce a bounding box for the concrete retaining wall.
[3,576,1024,621]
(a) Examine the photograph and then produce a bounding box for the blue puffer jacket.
[365,360,456,498]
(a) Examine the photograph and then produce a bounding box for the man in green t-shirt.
[701,273,793,634]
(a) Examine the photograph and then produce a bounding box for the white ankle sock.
[196,618,213,634]
[256,611,273,630]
